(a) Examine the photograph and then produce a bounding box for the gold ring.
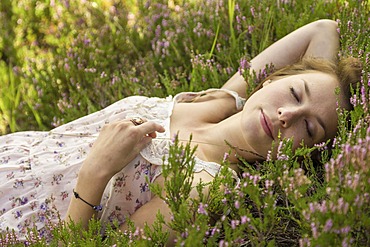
[130,117,145,126]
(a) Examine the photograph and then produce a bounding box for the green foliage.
[0,0,369,246]
[149,133,198,234]
[0,0,355,133]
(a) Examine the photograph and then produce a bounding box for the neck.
[193,113,264,164]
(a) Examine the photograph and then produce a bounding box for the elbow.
[313,19,338,33]
[312,19,340,45]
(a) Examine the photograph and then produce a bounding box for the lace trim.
[140,138,171,166]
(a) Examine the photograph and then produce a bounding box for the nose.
[277,107,303,128]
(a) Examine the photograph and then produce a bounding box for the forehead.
[300,71,339,96]
[276,70,338,86]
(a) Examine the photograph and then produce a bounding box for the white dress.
[0,89,245,240]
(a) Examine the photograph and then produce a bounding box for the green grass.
[0,0,369,246]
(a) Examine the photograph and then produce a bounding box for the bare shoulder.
[172,90,240,124]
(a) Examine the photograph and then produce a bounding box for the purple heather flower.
[323,219,333,232]
[310,222,318,239]
[181,230,188,238]
[223,152,229,161]
[231,220,239,229]
[239,57,250,73]
[197,203,208,215]
[341,226,351,234]
[221,198,227,204]
[250,7,255,17]
[241,215,249,224]
[171,133,178,143]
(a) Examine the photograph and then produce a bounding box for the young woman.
[0,19,361,242]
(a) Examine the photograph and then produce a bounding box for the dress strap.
[174,88,246,111]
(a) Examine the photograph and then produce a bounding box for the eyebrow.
[317,116,327,140]
[302,79,326,139]
[302,79,311,97]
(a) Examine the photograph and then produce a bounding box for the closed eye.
[289,86,300,102]
[305,119,313,138]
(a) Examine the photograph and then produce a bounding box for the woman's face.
[240,71,343,158]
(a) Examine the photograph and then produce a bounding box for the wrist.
[73,166,111,208]
[72,188,103,212]
[79,157,115,183]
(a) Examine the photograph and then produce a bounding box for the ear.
[262,79,272,87]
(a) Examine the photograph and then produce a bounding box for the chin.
[256,140,280,160]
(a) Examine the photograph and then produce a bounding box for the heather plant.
[0,0,342,133]
[0,0,370,246]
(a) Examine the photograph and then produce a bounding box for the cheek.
[267,94,293,109]
[281,128,308,149]
[250,86,284,103]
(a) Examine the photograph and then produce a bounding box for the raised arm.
[222,19,339,97]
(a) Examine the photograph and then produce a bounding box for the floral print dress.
[0,89,245,240]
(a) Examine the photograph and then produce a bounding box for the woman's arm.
[222,19,339,97]
[64,119,165,228]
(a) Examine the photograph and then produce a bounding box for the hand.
[81,119,165,180]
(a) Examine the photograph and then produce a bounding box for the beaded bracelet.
[73,189,103,212]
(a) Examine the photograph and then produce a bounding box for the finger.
[147,131,157,138]
[138,121,165,136]
[103,119,130,130]
[129,117,147,126]
[138,135,154,149]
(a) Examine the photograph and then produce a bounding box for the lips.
[260,110,274,140]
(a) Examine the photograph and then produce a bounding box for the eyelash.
[305,120,313,137]
[290,87,312,137]
[289,86,300,102]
